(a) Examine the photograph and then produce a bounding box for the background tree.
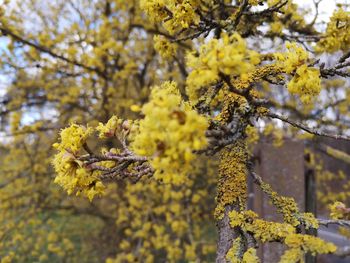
[0,0,350,262]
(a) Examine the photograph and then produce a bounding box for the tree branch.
[335,246,350,257]
[318,218,350,228]
[267,112,350,141]
[0,27,108,78]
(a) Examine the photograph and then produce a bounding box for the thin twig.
[335,246,350,257]
[267,112,350,141]
[318,219,350,228]
[0,27,108,79]
[339,49,350,63]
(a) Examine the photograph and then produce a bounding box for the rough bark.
[216,204,240,263]
[215,138,249,262]
[214,94,251,262]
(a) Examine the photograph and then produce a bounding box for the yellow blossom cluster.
[153,35,177,59]
[287,64,321,104]
[140,0,205,33]
[317,8,350,52]
[186,33,260,102]
[275,42,321,103]
[267,0,308,35]
[274,42,308,74]
[46,232,75,257]
[139,0,168,23]
[245,125,259,145]
[330,201,350,220]
[52,124,106,201]
[270,21,283,34]
[0,206,88,263]
[131,81,208,185]
[248,0,261,6]
[52,124,93,154]
[105,157,218,263]
[313,154,350,241]
[316,163,350,208]
[96,115,124,138]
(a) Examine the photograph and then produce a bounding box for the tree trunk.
[216,204,240,262]
[215,139,249,262]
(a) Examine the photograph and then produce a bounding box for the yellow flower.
[132,81,208,185]
[317,8,350,52]
[329,201,349,220]
[52,124,106,200]
[287,64,321,104]
[53,124,93,154]
[140,0,204,33]
[248,0,263,5]
[96,115,123,138]
[275,42,308,74]
[153,35,177,59]
[140,0,168,23]
[186,33,260,102]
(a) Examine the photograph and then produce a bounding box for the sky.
[295,0,336,19]
[295,0,350,22]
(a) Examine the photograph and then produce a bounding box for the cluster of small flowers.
[153,35,177,59]
[52,124,105,201]
[53,81,208,199]
[317,8,350,52]
[140,0,204,33]
[186,33,260,102]
[131,81,208,185]
[275,42,321,104]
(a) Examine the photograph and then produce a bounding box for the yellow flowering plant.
[1,0,350,262]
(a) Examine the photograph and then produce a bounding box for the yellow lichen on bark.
[233,64,283,90]
[259,179,319,229]
[226,237,242,263]
[215,140,248,219]
[229,210,336,261]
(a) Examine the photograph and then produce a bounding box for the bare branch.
[318,218,350,228]
[339,49,350,63]
[0,27,108,78]
[267,112,350,142]
[335,246,350,257]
